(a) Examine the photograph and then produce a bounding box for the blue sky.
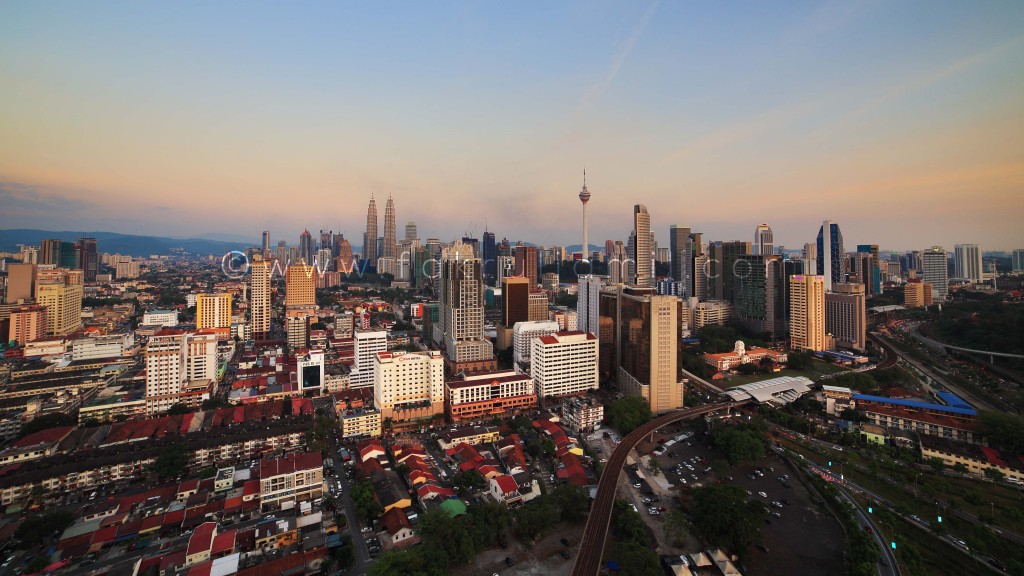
[1,1,1022,251]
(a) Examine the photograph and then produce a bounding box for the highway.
[570,401,737,576]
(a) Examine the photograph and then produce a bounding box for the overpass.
[571,401,738,576]
[909,326,1024,363]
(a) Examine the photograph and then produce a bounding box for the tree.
[452,470,486,494]
[201,398,229,410]
[18,413,74,438]
[14,511,75,548]
[713,425,766,466]
[978,412,1024,455]
[152,442,190,478]
[926,457,945,472]
[166,403,192,416]
[691,485,767,553]
[984,467,1006,482]
[664,510,688,547]
[607,396,651,435]
[552,484,590,524]
[953,462,969,474]
[607,541,660,576]
[352,480,383,524]
[512,494,560,541]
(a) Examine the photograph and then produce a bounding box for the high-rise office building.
[854,245,882,295]
[382,196,398,264]
[250,256,271,340]
[512,320,559,366]
[789,275,826,352]
[196,293,233,330]
[351,330,388,388]
[528,290,548,321]
[922,247,949,301]
[440,242,494,372]
[286,260,316,307]
[816,221,844,291]
[754,224,774,256]
[734,254,785,341]
[335,238,354,272]
[77,238,98,283]
[39,239,60,266]
[514,245,539,287]
[693,253,709,300]
[632,205,653,287]
[609,241,628,284]
[144,330,217,415]
[954,244,983,283]
[5,263,36,303]
[802,243,817,279]
[1014,249,1024,273]
[35,268,83,336]
[262,231,271,255]
[482,231,497,287]
[826,283,866,352]
[616,287,682,414]
[298,230,314,266]
[669,225,690,285]
[8,304,46,345]
[405,221,417,243]
[904,279,934,308]
[577,275,605,339]
[532,331,599,398]
[501,276,531,328]
[708,241,752,303]
[363,195,378,268]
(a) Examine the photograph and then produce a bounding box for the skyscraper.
[35,268,83,337]
[617,287,682,414]
[922,247,949,301]
[405,221,417,242]
[1014,249,1024,273]
[633,205,652,287]
[514,245,539,287]
[816,220,844,291]
[577,275,605,339]
[363,195,378,268]
[262,231,271,256]
[5,263,35,303]
[754,224,774,256]
[669,225,690,284]
[609,241,627,284]
[733,254,785,341]
[789,274,826,352]
[440,242,495,373]
[77,237,98,283]
[954,244,983,283]
[250,255,271,341]
[826,283,867,352]
[286,259,316,307]
[707,241,752,303]
[482,230,496,287]
[298,230,314,266]
[383,195,397,260]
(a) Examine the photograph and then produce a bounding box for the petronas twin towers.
[363,194,397,269]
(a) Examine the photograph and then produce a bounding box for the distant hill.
[0,229,253,257]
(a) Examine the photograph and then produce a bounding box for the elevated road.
[571,401,738,576]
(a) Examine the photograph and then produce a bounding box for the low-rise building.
[258,452,324,511]
[854,394,980,444]
[437,426,501,450]
[919,434,1024,484]
[560,397,604,433]
[704,340,787,372]
[445,370,536,423]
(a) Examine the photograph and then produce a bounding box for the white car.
[758,491,767,498]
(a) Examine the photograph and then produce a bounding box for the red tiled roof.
[493,475,519,494]
[211,529,236,555]
[258,452,321,478]
[382,507,411,536]
[186,522,217,557]
[11,426,73,448]
[416,484,455,500]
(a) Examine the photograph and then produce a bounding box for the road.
[570,402,737,576]
[323,410,373,575]
[871,331,998,412]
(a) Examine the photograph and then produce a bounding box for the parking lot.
[625,423,846,576]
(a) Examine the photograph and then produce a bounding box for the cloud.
[0,181,96,212]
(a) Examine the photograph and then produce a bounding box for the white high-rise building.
[576,275,605,338]
[440,242,493,363]
[632,205,653,287]
[531,331,599,398]
[351,330,388,388]
[954,244,983,283]
[512,320,559,366]
[144,330,217,415]
[373,350,445,422]
[754,224,774,256]
[922,247,949,301]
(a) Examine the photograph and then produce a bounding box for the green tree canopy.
[18,413,74,438]
[978,412,1024,455]
[608,396,651,435]
[691,484,767,553]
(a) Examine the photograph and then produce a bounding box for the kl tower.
[579,169,590,267]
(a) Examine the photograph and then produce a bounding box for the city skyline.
[2,2,1023,250]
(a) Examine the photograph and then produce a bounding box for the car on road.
[758,491,767,498]
[648,508,660,515]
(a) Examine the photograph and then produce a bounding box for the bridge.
[909,325,1024,363]
[571,401,738,576]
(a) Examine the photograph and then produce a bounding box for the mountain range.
[0,229,254,257]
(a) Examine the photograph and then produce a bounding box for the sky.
[1,1,1023,252]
